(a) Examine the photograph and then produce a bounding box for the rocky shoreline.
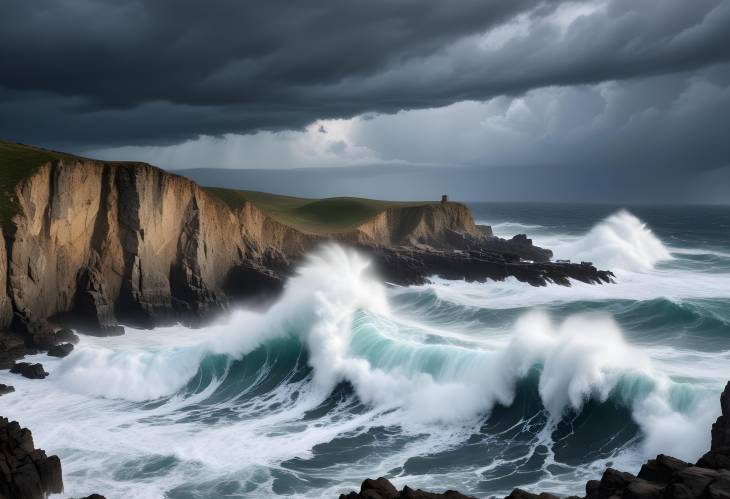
[340,382,730,499]
[0,153,613,371]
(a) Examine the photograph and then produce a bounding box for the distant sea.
[2,203,729,498]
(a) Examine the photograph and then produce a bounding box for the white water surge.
[0,211,727,498]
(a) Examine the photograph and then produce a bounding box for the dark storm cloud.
[0,0,728,149]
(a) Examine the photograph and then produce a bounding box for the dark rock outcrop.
[0,383,14,396]
[47,343,73,358]
[54,328,79,344]
[10,362,48,379]
[0,417,63,499]
[80,494,106,499]
[339,477,476,499]
[368,247,612,287]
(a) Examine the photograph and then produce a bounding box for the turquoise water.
[1,204,729,498]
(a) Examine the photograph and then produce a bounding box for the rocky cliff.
[0,155,490,346]
[0,145,612,364]
[1,158,312,337]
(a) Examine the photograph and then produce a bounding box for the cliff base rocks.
[9,362,48,379]
[0,417,63,499]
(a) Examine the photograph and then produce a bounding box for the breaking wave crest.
[54,244,716,460]
[548,210,672,272]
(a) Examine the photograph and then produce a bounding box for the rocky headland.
[0,141,612,367]
[340,381,730,499]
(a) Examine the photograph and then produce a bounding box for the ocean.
[2,203,729,499]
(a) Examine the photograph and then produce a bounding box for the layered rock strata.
[0,158,610,364]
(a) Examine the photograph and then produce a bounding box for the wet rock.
[80,495,106,499]
[54,328,79,344]
[625,479,663,499]
[13,315,56,350]
[0,416,63,499]
[339,477,476,499]
[0,383,14,395]
[10,362,48,379]
[672,467,720,496]
[47,343,74,358]
[367,246,613,288]
[361,477,398,498]
[505,489,558,499]
[699,381,730,470]
[638,455,690,483]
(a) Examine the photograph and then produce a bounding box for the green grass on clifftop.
[0,141,78,224]
[205,187,435,234]
[0,140,440,233]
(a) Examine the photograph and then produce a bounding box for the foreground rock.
[0,417,63,499]
[10,362,48,379]
[340,477,476,499]
[0,383,14,396]
[345,382,730,499]
[47,343,74,358]
[508,381,730,499]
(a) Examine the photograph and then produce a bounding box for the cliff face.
[0,229,11,330]
[351,202,480,248]
[1,159,313,335]
[1,159,480,339]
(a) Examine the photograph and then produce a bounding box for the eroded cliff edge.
[0,147,612,362]
[0,158,313,337]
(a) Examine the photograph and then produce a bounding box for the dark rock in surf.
[339,477,476,499]
[638,455,690,484]
[54,328,80,344]
[0,416,63,499]
[10,362,48,379]
[80,494,106,499]
[0,383,14,396]
[367,246,613,288]
[47,343,74,358]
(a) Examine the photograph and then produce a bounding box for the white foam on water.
[0,242,725,498]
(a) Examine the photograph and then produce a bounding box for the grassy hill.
[0,141,81,223]
[0,140,437,233]
[204,187,434,234]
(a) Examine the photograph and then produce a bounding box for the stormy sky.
[1,0,729,203]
